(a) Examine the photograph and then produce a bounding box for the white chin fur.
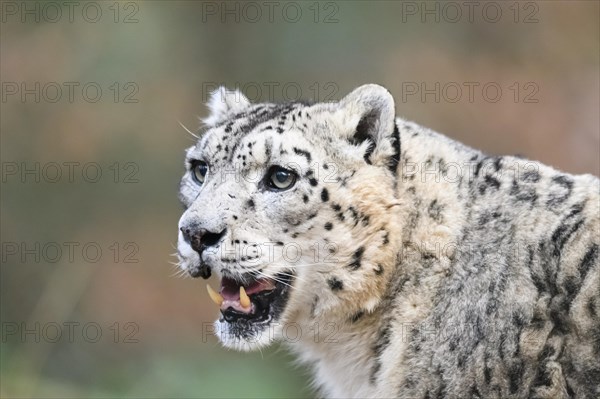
[214,319,282,352]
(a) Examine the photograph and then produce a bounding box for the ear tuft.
[338,84,397,167]
[202,87,251,127]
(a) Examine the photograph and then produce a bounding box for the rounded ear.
[202,87,251,127]
[337,84,399,170]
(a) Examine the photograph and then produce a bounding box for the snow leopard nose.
[180,226,226,253]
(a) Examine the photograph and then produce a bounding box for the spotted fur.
[177,85,600,398]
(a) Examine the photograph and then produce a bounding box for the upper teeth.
[206,283,252,309]
[206,284,224,306]
[239,286,251,309]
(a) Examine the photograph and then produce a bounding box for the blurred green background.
[1,1,598,398]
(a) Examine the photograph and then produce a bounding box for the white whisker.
[251,269,305,293]
[178,120,199,139]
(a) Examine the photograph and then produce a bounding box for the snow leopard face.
[177,85,401,351]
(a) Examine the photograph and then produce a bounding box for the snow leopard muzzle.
[180,225,227,279]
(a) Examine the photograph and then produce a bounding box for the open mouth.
[206,273,293,325]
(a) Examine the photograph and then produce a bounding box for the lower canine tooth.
[239,286,251,309]
[206,284,223,306]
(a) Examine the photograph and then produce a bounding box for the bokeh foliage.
[1,1,598,398]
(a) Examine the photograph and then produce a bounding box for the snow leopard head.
[177,84,401,351]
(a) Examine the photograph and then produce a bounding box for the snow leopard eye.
[266,166,297,191]
[191,160,208,184]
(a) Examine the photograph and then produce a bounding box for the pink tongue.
[218,277,276,314]
[219,277,275,300]
[220,278,241,301]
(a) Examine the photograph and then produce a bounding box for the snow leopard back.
[372,122,600,398]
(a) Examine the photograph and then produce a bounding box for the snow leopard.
[176,84,600,398]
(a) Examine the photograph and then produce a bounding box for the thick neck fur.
[287,118,475,398]
[286,114,600,398]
